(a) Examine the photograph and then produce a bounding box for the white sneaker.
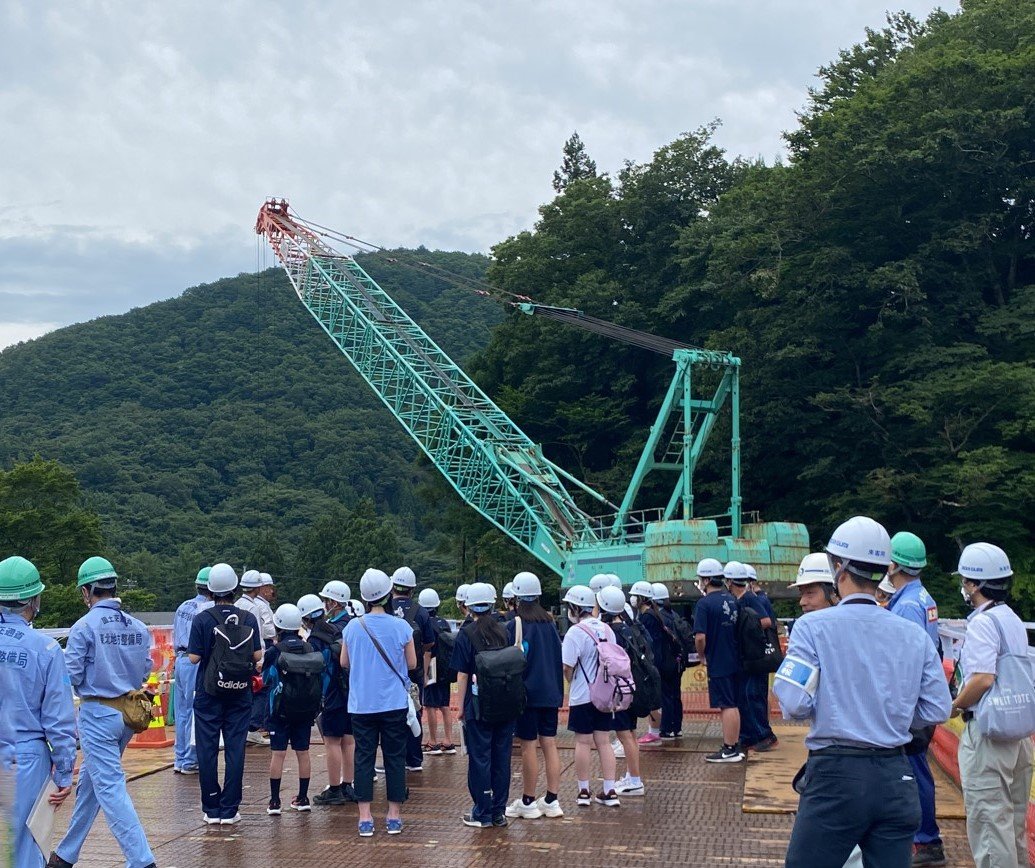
[246,731,270,746]
[504,797,543,819]
[536,796,564,818]
[615,775,645,797]
[221,813,242,825]
[203,813,221,825]
[612,739,625,758]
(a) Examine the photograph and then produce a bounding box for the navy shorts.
[611,710,634,732]
[707,674,738,709]
[269,717,313,751]
[318,707,352,738]
[423,681,451,709]
[515,706,559,740]
[567,702,622,735]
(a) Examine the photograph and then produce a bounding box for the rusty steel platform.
[47,723,975,867]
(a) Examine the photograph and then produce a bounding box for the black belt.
[810,746,904,758]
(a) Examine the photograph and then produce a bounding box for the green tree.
[328,498,401,589]
[552,131,598,193]
[0,457,105,584]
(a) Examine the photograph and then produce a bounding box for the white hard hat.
[790,552,834,587]
[956,542,1013,584]
[455,583,471,603]
[877,576,896,595]
[606,574,623,588]
[207,563,239,595]
[502,582,516,600]
[320,580,351,603]
[240,569,263,589]
[466,582,497,609]
[418,588,441,609]
[563,585,596,610]
[696,558,724,578]
[391,566,416,589]
[297,594,324,619]
[273,603,303,631]
[723,561,750,583]
[597,586,626,615]
[345,600,366,617]
[360,568,393,603]
[512,572,541,597]
[259,572,275,586]
[825,516,892,573]
[589,574,612,593]
[651,582,670,601]
[630,580,654,600]
[745,564,758,582]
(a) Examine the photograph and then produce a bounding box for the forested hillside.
[0,251,501,611]
[474,0,1034,615]
[1,0,1030,622]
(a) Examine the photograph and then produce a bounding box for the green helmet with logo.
[196,566,212,586]
[0,556,45,600]
[890,532,926,569]
[77,556,118,588]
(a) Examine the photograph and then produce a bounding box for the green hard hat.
[196,566,211,586]
[890,532,927,569]
[0,556,45,600]
[77,556,118,588]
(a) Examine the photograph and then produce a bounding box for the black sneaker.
[291,795,311,812]
[342,782,358,802]
[705,745,745,763]
[462,813,492,828]
[313,786,346,806]
[912,843,947,866]
[267,798,282,815]
[593,790,620,807]
[492,815,508,827]
[754,735,779,753]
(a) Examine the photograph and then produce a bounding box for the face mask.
[960,585,972,604]
[629,595,639,607]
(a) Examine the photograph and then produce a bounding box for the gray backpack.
[974,612,1035,741]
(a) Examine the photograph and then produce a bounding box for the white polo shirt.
[561,617,615,706]
[959,602,1030,706]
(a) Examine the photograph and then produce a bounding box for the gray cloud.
[0,0,952,347]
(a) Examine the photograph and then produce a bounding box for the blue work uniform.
[773,594,952,868]
[391,596,436,767]
[888,579,943,848]
[735,590,776,747]
[513,618,564,741]
[55,600,155,868]
[188,604,262,821]
[1,610,77,868]
[452,625,516,823]
[172,592,210,771]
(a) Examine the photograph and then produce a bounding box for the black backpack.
[469,626,526,725]
[397,601,424,679]
[273,641,326,722]
[310,619,349,701]
[203,608,256,698]
[435,624,458,684]
[615,621,662,718]
[669,610,697,665]
[736,602,784,675]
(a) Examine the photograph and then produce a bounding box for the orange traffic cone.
[129,673,174,749]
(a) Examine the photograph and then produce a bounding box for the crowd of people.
[0,515,1030,867]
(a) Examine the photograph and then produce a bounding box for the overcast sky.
[0,0,952,350]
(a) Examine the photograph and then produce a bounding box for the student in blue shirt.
[263,604,319,815]
[50,557,156,868]
[171,567,212,774]
[341,569,417,838]
[725,561,778,752]
[692,558,744,763]
[452,582,517,828]
[503,572,565,820]
[417,589,457,756]
[0,557,76,868]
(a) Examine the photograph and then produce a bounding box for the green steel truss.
[256,200,598,575]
